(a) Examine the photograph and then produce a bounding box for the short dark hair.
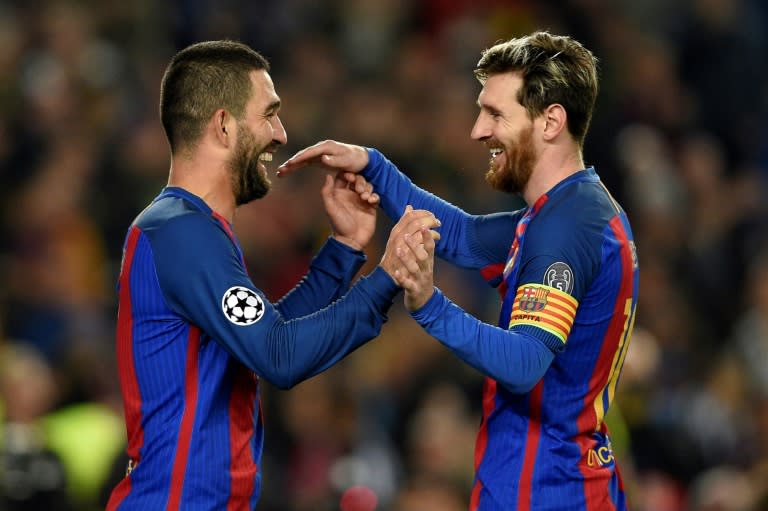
[475,31,598,147]
[159,40,270,154]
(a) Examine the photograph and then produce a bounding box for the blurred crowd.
[0,0,767,510]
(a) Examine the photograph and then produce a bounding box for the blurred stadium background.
[0,0,767,510]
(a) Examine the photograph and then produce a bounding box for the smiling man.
[105,40,440,510]
[279,31,639,511]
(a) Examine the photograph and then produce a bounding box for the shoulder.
[521,173,625,293]
[530,174,622,248]
[136,196,235,259]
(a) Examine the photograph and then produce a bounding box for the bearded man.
[279,31,639,511]
[106,40,440,511]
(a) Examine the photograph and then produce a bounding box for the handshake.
[277,140,440,311]
[378,204,441,311]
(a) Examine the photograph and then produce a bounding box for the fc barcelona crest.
[519,286,549,311]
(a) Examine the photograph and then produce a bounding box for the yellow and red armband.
[508,284,578,344]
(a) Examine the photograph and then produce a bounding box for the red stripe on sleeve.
[107,226,143,511]
[166,327,201,510]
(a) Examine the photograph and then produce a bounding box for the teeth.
[259,153,273,162]
[490,148,503,158]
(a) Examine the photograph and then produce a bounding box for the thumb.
[321,173,334,196]
[404,204,414,214]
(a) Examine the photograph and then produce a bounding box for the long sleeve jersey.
[106,186,398,511]
[362,150,639,511]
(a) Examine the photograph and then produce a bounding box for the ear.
[542,103,567,142]
[213,109,234,148]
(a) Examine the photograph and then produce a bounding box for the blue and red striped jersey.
[363,150,638,511]
[106,186,398,510]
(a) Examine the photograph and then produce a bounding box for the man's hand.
[323,171,380,251]
[397,224,437,311]
[380,206,440,310]
[277,140,369,177]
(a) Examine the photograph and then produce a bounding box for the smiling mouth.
[489,147,504,159]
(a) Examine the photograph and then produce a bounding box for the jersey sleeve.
[410,288,555,393]
[148,213,399,389]
[274,237,367,319]
[362,148,522,270]
[506,207,600,353]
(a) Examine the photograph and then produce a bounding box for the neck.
[168,152,236,223]
[522,147,584,206]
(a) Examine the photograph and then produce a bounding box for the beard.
[485,123,537,195]
[228,122,271,206]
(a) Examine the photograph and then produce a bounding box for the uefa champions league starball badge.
[222,286,265,325]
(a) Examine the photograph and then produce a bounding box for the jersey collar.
[545,166,598,197]
[157,186,213,215]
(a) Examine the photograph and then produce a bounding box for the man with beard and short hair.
[278,31,638,511]
[106,40,441,510]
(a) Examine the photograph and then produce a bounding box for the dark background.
[0,1,767,510]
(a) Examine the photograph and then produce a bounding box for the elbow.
[502,377,541,395]
[497,361,549,394]
[255,324,304,389]
[269,379,296,391]
[261,371,300,390]
[235,352,299,390]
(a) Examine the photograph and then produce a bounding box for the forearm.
[362,149,515,269]
[275,237,367,319]
[410,287,554,393]
[362,148,470,228]
[258,266,398,388]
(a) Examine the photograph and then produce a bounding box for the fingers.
[332,172,379,206]
[379,206,439,283]
[277,140,368,177]
[391,226,437,311]
[342,173,376,202]
[388,210,440,269]
[393,268,420,293]
[392,242,430,292]
[396,235,423,275]
[322,173,335,194]
[275,142,327,176]
[392,207,442,238]
[420,225,437,252]
[388,212,438,273]
[404,227,433,264]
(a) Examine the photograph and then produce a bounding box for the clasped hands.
[379,205,439,311]
[278,141,439,311]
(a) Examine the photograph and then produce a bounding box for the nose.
[471,113,490,142]
[272,116,287,145]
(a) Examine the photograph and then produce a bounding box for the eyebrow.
[264,99,281,114]
[476,99,498,112]
[476,92,492,110]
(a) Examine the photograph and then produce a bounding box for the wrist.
[410,287,443,322]
[332,234,363,252]
[406,287,435,311]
